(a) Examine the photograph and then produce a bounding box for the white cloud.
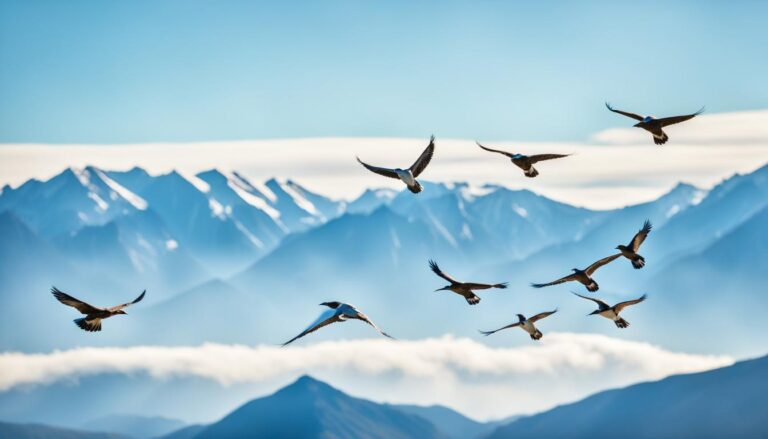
[0,334,732,420]
[1,110,767,209]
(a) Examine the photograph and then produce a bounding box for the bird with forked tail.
[429,259,508,305]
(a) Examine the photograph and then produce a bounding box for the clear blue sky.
[1,0,766,143]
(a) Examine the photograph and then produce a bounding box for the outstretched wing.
[658,107,704,127]
[571,291,610,309]
[476,142,513,158]
[614,294,647,313]
[464,282,508,290]
[529,309,558,323]
[479,322,520,336]
[356,157,400,179]
[528,153,570,164]
[628,220,652,251]
[531,273,579,289]
[605,102,644,121]
[585,254,621,275]
[357,312,395,339]
[51,287,102,315]
[108,290,146,312]
[429,259,459,284]
[409,136,435,177]
[282,309,342,346]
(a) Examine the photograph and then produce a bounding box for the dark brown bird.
[429,260,508,305]
[356,136,435,193]
[572,291,647,328]
[51,286,146,332]
[616,220,652,269]
[605,103,704,145]
[531,254,621,292]
[282,301,393,346]
[476,142,570,178]
[480,309,558,340]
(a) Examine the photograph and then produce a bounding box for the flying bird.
[605,102,704,145]
[531,254,621,292]
[572,292,647,328]
[282,301,393,346]
[480,309,558,340]
[356,136,435,193]
[476,142,570,178]
[429,259,508,305]
[616,220,653,269]
[51,286,145,332]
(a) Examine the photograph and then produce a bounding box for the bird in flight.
[429,260,508,305]
[531,254,621,292]
[480,309,558,340]
[282,301,393,346]
[572,292,647,328]
[605,102,704,145]
[476,142,570,178]
[51,286,146,332]
[356,136,435,193]
[616,220,652,269]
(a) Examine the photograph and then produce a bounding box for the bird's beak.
[633,122,642,127]
[434,287,446,292]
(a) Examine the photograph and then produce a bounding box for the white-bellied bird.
[51,286,146,332]
[356,136,435,193]
[605,102,704,145]
[480,309,558,340]
[429,260,508,305]
[572,292,647,328]
[282,301,393,346]
[476,142,570,178]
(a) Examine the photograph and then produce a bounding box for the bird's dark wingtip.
[497,283,509,289]
[530,283,543,288]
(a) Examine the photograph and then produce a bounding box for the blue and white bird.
[476,142,570,178]
[282,301,394,346]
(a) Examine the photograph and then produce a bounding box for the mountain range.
[2,357,765,439]
[1,164,767,355]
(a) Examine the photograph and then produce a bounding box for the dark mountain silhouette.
[195,375,444,438]
[487,355,768,438]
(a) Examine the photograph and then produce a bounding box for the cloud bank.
[1,110,767,209]
[0,334,732,419]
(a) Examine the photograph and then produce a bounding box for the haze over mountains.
[2,358,765,439]
[1,164,767,355]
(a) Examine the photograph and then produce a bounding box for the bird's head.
[571,268,579,273]
[320,301,341,309]
[615,245,623,250]
[516,314,526,322]
[435,286,451,292]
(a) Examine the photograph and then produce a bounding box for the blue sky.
[1,0,767,143]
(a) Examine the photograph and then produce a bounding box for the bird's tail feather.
[407,181,423,193]
[524,167,539,178]
[586,281,599,292]
[74,318,101,332]
[530,330,543,340]
[654,132,669,145]
[614,318,630,328]
[631,256,645,269]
